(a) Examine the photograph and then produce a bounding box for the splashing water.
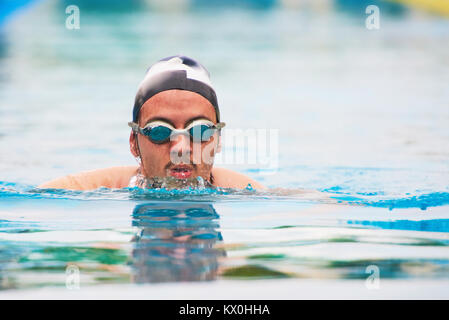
[1,180,448,210]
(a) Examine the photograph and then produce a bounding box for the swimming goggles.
[128,119,226,144]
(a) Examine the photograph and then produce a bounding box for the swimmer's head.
[132,55,220,123]
[129,56,223,184]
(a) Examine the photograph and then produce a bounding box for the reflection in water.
[59,0,146,13]
[346,219,449,233]
[192,0,276,10]
[57,0,277,14]
[335,0,407,16]
[130,202,226,283]
[0,31,6,59]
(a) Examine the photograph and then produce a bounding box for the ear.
[129,131,140,158]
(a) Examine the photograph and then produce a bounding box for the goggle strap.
[128,122,141,133]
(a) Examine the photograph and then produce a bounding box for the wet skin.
[129,89,220,183]
[38,90,264,190]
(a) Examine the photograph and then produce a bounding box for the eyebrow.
[184,116,214,127]
[144,117,175,127]
[145,116,213,127]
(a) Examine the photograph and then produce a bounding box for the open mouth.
[168,165,193,179]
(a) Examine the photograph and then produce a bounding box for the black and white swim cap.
[133,55,220,123]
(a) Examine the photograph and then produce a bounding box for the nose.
[169,133,191,160]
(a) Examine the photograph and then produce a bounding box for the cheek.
[139,137,170,164]
[194,137,218,166]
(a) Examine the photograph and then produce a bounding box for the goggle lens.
[146,125,172,143]
[189,124,215,142]
[145,123,216,144]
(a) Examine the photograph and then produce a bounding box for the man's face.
[129,89,220,182]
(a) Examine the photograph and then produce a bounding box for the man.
[39,55,264,190]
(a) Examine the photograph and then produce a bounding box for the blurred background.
[0,0,448,196]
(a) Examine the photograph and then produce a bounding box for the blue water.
[1,181,449,292]
[0,0,449,297]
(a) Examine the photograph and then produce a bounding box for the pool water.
[1,183,448,298]
[0,0,449,298]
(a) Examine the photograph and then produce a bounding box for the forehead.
[139,89,217,126]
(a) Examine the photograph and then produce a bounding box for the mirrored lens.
[189,124,215,142]
[147,126,172,143]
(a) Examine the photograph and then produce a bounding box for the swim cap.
[132,55,220,123]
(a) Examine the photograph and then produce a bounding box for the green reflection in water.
[0,243,131,290]
[248,254,286,260]
[19,246,129,265]
[222,265,290,279]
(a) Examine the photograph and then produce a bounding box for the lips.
[168,164,193,179]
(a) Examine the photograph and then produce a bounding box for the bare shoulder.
[38,166,265,191]
[211,167,266,190]
[37,166,138,190]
